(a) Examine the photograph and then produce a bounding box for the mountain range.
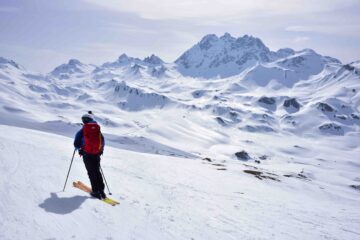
[1,33,360,240]
[0,33,359,137]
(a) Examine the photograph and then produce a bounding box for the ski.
[76,181,120,205]
[72,181,120,206]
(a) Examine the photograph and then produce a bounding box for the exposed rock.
[215,117,227,126]
[281,115,298,126]
[258,97,277,111]
[319,123,344,135]
[317,102,334,112]
[243,170,280,181]
[243,125,275,133]
[350,185,360,191]
[344,64,355,71]
[335,115,347,120]
[235,151,250,161]
[259,155,268,160]
[192,90,206,98]
[229,111,238,119]
[319,123,341,130]
[351,113,360,120]
[293,145,305,149]
[143,54,164,65]
[258,96,276,105]
[202,157,212,162]
[284,173,309,181]
[212,163,226,167]
[130,64,145,75]
[283,98,301,111]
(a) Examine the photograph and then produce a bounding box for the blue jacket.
[74,120,105,152]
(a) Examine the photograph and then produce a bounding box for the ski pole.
[63,149,76,192]
[100,166,112,195]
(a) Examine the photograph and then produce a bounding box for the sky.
[0,0,359,72]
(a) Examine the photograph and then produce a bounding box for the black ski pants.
[83,153,105,193]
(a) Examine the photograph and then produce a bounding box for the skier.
[74,111,106,199]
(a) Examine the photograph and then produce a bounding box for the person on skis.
[74,111,106,199]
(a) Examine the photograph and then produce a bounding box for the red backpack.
[83,122,103,154]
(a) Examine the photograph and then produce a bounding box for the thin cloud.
[286,26,314,32]
[83,0,359,20]
[1,0,359,71]
[286,24,360,37]
[293,36,310,43]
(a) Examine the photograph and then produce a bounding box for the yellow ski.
[73,181,120,206]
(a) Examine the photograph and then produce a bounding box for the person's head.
[82,111,94,124]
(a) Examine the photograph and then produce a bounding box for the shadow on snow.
[39,193,89,214]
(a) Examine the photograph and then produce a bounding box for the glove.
[78,149,84,156]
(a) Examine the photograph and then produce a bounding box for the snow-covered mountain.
[176,33,273,78]
[94,53,170,80]
[50,59,96,79]
[143,54,164,65]
[0,33,360,240]
[175,33,341,81]
[0,32,358,136]
[0,56,23,70]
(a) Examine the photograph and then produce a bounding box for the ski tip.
[72,181,82,185]
[102,198,120,206]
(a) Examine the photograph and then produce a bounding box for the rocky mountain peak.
[143,54,164,65]
[117,54,131,63]
[220,32,235,41]
[175,33,274,78]
[68,59,82,66]
[50,59,89,78]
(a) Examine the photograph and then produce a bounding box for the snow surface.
[1,122,359,240]
[0,33,360,239]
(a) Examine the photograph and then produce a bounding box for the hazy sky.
[1,0,359,72]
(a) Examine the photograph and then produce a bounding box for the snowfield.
[0,124,359,240]
[0,33,360,239]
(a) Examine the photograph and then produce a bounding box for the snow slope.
[1,125,360,240]
[0,33,360,239]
